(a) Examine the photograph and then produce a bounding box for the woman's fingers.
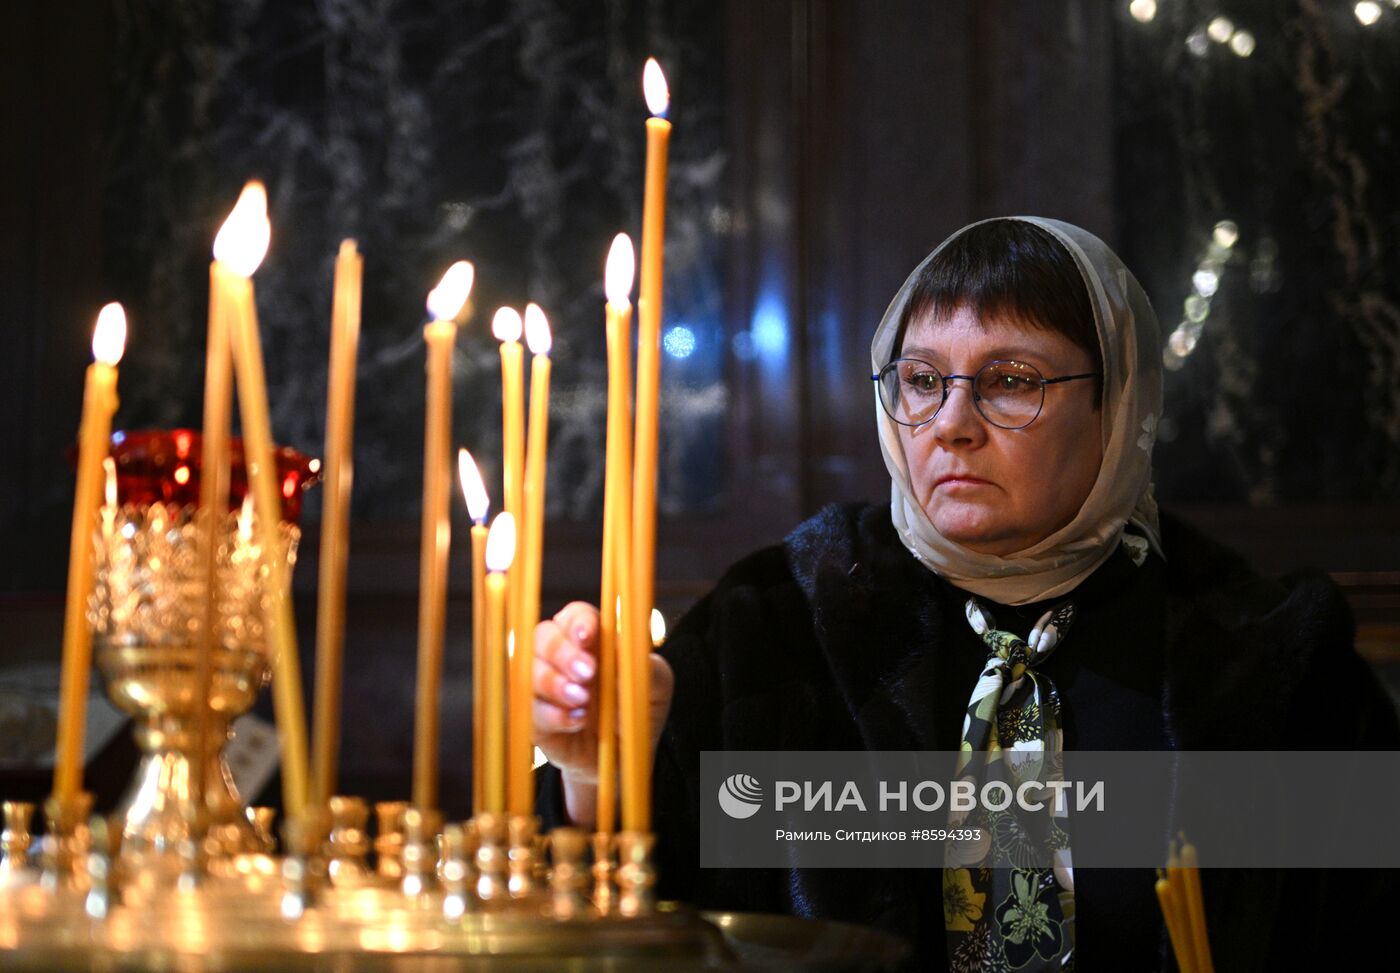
[532,602,601,747]
[534,601,600,683]
[534,655,590,709]
[531,603,674,755]
[534,698,588,734]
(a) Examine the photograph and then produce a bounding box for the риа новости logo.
[717,773,764,819]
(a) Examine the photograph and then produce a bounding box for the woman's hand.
[532,600,675,828]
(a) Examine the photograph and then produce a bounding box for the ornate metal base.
[88,502,298,877]
[0,808,910,970]
[0,876,910,971]
[98,643,270,870]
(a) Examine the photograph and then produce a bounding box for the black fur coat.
[539,502,1399,971]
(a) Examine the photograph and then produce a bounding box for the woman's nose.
[932,379,986,444]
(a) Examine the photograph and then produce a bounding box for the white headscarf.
[871,216,1164,606]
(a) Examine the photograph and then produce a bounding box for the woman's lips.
[935,475,991,490]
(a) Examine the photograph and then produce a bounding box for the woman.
[532,217,1399,971]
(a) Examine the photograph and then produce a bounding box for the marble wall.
[102,0,729,523]
[1115,0,1400,503]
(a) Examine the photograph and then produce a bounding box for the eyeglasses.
[872,358,1099,430]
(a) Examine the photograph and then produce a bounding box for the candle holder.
[438,823,474,920]
[399,807,441,898]
[615,830,656,918]
[473,811,509,903]
[373,800,408,881]
[548,826,588,919]
[40,793,93,889]
[0,802,35,884]
[324,796,370,888]
[506,814,540,900]
[89,500,299,878]
[591,830,617,915]
[77,427,316,883]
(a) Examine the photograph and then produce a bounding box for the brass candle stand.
[0,799,910,969]
[0,802,35,883]
[3,431,910,968]
[0,799,700,963]
[89,500,300,874]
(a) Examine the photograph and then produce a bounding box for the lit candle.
[413,260,475,813]
[600,233,635,836]
[483,512,517,814]
[193,234,238,825]
[493,306,525,801]
[649,609,666,648]
[311,239,364,809]
[457,449,490,816]
[220,181,312,819]
[627,57,671,832]
[495,306,525,528]
[53,302,126,805]
[508,303,552,816]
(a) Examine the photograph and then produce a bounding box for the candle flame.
[103,457,117,508]
[213,181,271,278]
[92,303,127,365]
[524,303,552,355]
[485,511,517,572]
[492,307,523,343]
[643,58,670,117]
[650,607,666,646]
[457,448,490,522]
[426,260,475,322]
[605,233,636,306]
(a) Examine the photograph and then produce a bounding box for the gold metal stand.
[89,502,299,874]
[0,791,910,969]
[4,474,912,969]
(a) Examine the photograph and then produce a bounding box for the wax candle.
[101,458,117,538]
[53,303,126,805]
[412,260,475,813]
[1164,842,1201,973]
[494,307,525,526]
[626,57,671,832]
[483,512,517,814]
[1179,840,1214,973]
[312,239,364,808]
[507,303,552,816]
[492,306,525,802]
[1155,870,1194,973]
[193,252,236,824]
[600,233,635,836]
[458,449,490,816]
[220,181,313,819]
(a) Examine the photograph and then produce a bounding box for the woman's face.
[896,305,1103,557]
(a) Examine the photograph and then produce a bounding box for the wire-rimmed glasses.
[873,358,1098,430]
